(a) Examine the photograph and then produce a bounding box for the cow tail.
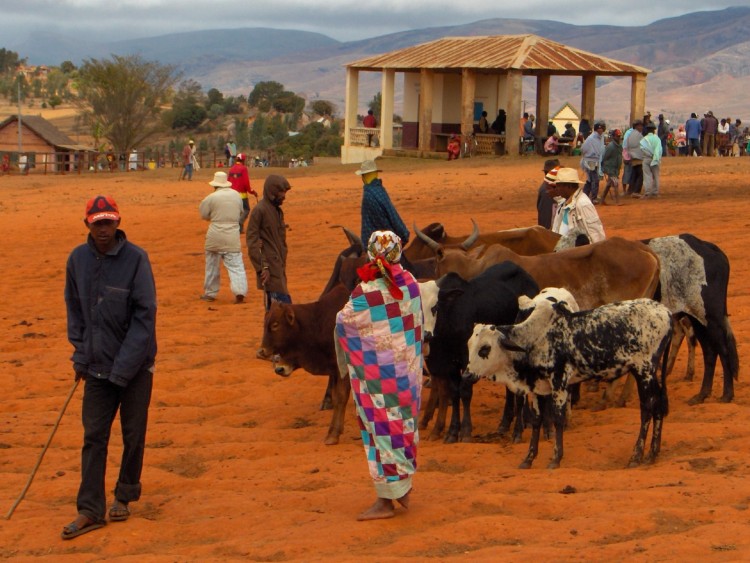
[724,316,740,381]
[659,325,673,418]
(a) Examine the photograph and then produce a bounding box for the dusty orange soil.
[1,155,749,561]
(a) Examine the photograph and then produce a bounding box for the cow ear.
[553,300,572,315]
[575,233,591,247]
[498,326,526,352]
[284,307,296,325]
[518,295,533,309]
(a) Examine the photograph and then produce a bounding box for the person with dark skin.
[62,195,157,540]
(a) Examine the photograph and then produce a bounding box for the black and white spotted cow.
[423,261,539,444]
[465,289,673,469]
[556,231,739,405]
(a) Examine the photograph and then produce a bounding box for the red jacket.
[227,163,257,199]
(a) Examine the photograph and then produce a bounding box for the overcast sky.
[3,1,741,44]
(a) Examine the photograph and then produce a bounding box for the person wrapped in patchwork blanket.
[335,230,423,521]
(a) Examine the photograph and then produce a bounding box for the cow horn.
[460,219,480,250]
[330,225,362,249]
[414,223,441,252]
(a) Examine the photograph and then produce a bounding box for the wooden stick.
[4,379,80,520]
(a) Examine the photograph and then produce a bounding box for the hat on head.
[209,171,232,188]
[612,129,622,137]
[236,153,245,162]
[544,166,560,185]
[188,139,195,145]
[85,195,120,223]
[355,159,381,176]
[543,158,560,173]
[645,123,657,131]
[555,168,585,185]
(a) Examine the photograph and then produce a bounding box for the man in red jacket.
[227,153,258,233]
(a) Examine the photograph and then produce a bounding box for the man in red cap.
[227,153,258,234]
[62,195,157,539]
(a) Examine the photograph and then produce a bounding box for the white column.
[381,69,395,150]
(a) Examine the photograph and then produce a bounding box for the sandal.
[61,515,106,540]
[109,502,130,522]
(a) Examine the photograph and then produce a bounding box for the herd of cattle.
[259,222,739,469]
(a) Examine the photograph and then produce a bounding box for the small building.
[0,114,93,173]
[341,34,650,162]
[550,102,582,137]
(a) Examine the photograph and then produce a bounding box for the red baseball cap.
[85,195,120,223]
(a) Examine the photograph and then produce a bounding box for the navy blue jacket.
[360,178,410,245]
[65,230,157,387]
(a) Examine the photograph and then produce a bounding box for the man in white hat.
[180,140,196,181]
[199,171,248,304]
[356,159,410,248]
[546,167,605,243]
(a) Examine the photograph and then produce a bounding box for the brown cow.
[429,237,660,310]
[405,221,560,261]
[260,284,352,445]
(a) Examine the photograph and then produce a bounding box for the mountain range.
[11,6,750,124]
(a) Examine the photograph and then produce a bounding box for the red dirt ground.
[1,154,749,561]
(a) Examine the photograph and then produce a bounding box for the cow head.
[262,302,301,377]
[502,288,581,351]
[553,228,591,252]
[465,323,516,384]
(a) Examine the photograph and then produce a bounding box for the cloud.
[3,1,740,43]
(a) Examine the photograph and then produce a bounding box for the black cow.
[424,261,539,443]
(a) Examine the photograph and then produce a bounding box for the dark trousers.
[688,138,701,156]
[627,164,644,194]
[77,369,153,521]
[583,168,601,201]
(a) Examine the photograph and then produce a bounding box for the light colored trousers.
[642,158,660,196]
[203,251,248,298]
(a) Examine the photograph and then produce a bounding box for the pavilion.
[341,34,649,163]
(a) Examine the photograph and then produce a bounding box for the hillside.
[7,7,750,124]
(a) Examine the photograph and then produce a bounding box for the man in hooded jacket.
[246,175,292,314]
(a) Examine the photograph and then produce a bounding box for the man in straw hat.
[546,167,605,243]
[199,171,248,304]
[62,195,157,539]
[356,159,410,249]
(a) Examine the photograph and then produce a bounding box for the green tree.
[60,60,76,74]
[272,91,305,114]
[206,87,224,109]
[170,79,206,129]
[48,95,62,109]
[311,99,335,117]
[44,68,68,98]
[248,81,284,112]
[0,48,24,74]
[368,92,382,120]
[76,54,180,153]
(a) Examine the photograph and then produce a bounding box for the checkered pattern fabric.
[336,264,423,496]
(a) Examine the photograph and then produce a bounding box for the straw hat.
[209,171,232,188]
[555,168,585,184]
[355,159,381,176]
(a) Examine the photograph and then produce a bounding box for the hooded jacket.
[246,175,291,293]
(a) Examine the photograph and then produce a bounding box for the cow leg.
[687,323,719,405]
[458,378,474,442]
[324,372,351,445]
[547,392,567,469]
[614,374,636,408]
[715,316,738,403]
[498,387,516,436]
[428,376,449,441]
[666,315,690,380]
[519,394,542,469]
[320,374,334,410]
[444,374,462,444]
[628,374,656,467]
[542,394,553,440]
[419,384,439,430]
[511,392,526,444]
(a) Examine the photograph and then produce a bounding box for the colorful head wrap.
[357,230,404,299]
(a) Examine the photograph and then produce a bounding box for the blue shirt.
[685,118,702,140]
[361,178,410,245]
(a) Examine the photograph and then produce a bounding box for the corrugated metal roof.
[347,35,649,75]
